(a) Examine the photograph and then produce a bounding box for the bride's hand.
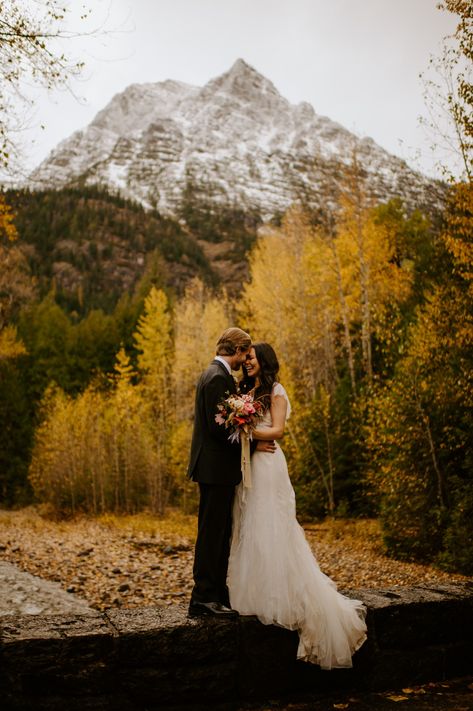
[255,440,276,453]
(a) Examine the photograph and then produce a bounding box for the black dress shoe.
[188,601,238,618]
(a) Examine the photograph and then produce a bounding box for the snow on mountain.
[29,59,443,218]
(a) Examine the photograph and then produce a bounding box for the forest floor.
[0,507,470,612]
[237,677,473,711]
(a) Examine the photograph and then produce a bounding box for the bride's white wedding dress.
[227,383,367,670]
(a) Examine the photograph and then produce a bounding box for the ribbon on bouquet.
[241,431,252,488]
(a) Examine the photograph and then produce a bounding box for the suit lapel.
[212,359,237,393]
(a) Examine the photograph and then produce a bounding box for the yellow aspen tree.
[171,278,229,510]
[134,287,173,514]
[110,347,159,515]
[135,288,172,377]
[242,208,336,402]
[173,278,229,420]
[0,324,26,359]
[443,182,473,297]
[0,195,18,241]
[242,195,413,517]
[283,210,339,396]
[75,387,105,514]
[29,385,76,513]
[242,213,329,383]
[242,208,344,515]
[107,349,133,513]
[324,218,357,395]
[301,223,341,393]
[336,189,412,381]
[337,154,375,383]
[29,385,102,514]
[29,368,162,516]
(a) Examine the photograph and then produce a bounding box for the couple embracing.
[187,327,367,669]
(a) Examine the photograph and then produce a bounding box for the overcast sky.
[18,0,458,179]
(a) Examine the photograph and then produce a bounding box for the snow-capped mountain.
[29,59,442,218]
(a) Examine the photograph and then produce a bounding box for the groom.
[187,327,274,618]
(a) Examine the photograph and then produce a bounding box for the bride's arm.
[252,395,287,440]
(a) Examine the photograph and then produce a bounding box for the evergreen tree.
[0,354,34,505]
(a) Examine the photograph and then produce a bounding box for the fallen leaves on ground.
[238,677,473,709]
[0,508,470,611]
[303,518,470,589]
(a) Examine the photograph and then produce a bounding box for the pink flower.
[215,391,264,441]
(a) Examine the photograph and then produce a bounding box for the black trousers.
[191,482,236,606]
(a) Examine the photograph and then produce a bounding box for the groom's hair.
[216,327,251,355]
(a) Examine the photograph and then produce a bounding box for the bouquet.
[215,392,264,488]
[215,392,264,443]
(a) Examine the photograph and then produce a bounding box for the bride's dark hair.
[241,342,279,411]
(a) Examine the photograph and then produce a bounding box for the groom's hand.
[255,440,276,453]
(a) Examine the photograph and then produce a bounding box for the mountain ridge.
[29,59,444,219]
[7,185,260,312]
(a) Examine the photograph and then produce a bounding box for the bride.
[227,342,367,669]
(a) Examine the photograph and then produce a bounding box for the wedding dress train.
[227,383,367,669]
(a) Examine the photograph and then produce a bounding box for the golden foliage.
[240,196,413,515]
[0,195,18,241]
[243,202,412,398]
[97,508,197,540]
[442,182,473,294]
[29,361,168,515]
[134,287,174,513]
[135,287,172,379]
[173,278,230,419]
[28,281,230,515]
[364,282,473,562]
[0,324,26,359]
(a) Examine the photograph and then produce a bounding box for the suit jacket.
[187,359,242,486]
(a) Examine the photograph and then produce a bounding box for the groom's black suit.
[188,359,242,606]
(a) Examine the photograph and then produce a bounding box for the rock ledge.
[1,582,472,710]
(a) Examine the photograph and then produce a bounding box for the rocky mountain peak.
[90,79,198,136]
[29,60,444,219]
[202,58,287,109]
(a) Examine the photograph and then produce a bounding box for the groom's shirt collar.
[214,356,232,375]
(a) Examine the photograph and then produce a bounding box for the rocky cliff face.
[29,59,443,219]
